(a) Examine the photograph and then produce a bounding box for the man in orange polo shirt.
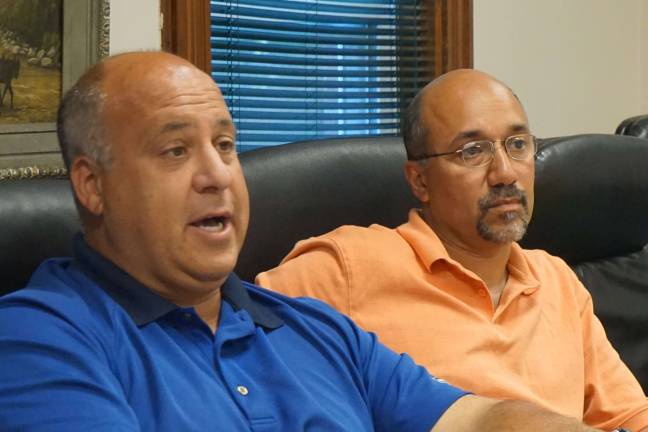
[257,69,648,431]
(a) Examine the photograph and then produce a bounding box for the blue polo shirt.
[0,236,467,431]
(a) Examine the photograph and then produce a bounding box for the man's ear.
[70,156,104,216]
[404,161,430,203]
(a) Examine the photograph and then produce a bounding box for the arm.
[433,395,602,432]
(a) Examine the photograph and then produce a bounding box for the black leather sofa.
[1,133,647,391]
[616,114,648,139]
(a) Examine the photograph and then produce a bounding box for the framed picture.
[0,0,109,177]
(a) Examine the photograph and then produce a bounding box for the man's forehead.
[102,66,226,118]
[420,72,527,144]
[424,71,517,111]
[101,52,222,99]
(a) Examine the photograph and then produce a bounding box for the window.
[161,0,472,151]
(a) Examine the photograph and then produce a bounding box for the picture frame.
[0,0,110,177]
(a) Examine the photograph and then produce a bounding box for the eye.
[509,136,528,151]
[461,142,486,159]
[216,139,235,154]
[163,146,187,158]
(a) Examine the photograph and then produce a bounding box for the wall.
[109,0,161,54]
[473,0,644,137]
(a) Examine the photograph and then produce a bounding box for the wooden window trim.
[160,0,211,73]
[445,0,473,71]
[161,0,472,78]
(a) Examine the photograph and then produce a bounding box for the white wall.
[474,0,644,137]
[109,0,161,54]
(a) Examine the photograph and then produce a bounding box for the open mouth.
[191,215,229,232]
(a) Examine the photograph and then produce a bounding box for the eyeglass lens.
[460,135,535,167]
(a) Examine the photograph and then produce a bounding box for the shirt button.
[183,312,192,321]
[478,289,488,297]
[236,385,249,396]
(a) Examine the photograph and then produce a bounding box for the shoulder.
[0,258,122,349]
[326,223,402,244]
[520,247,579,279]
[521,247,569,267]
[3,258,91,313]
[289,223,406,260]
[245,280,354,326]
[0,260,139,430]
[519,247,591,304]
[244,280,373,350]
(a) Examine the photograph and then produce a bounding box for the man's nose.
[192,144,233,192]
[486,142,518,186]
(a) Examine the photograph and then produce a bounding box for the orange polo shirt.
[257,209,648,430]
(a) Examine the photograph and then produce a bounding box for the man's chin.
[477,219,528,244]
[193,260,238,283]
[175,248,239,284]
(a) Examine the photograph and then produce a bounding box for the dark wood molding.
[426,0,473,77]
[160,0,472,78]
[160,0,211,73]
[445,0,473,70]
[433,0,444,77]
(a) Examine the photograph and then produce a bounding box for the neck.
[440,235,512,307]
[194,291,222,333]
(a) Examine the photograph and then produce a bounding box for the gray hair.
[401,90,429,161]
[56,65,110,169]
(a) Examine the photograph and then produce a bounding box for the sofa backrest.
[1,133,647,390]
[615,114,648,139]
[0,178,78,293]
[238,136,417,282]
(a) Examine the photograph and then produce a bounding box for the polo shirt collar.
[221,273,283,329]
[396,209,453,269]
[397,209,541,293]
[73,234,283,329]
[506,242,541,294]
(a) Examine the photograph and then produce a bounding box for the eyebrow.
[451,123,530,145]
[215,118,235,131]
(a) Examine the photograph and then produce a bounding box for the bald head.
[57,52,222,170]
[101,52,222,116]
[402,69,526,160]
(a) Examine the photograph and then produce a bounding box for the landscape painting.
[0,0,62,125]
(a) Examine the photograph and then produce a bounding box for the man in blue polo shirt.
[0,52,603,431]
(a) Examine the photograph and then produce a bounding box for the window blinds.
[211,0,433,151]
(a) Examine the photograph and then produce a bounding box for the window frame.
[161,0,473,76]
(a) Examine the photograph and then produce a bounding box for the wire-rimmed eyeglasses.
[409,134,538,168]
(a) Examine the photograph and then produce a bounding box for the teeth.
[197,218,225,232]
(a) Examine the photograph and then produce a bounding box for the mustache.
[478,184,528,212]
